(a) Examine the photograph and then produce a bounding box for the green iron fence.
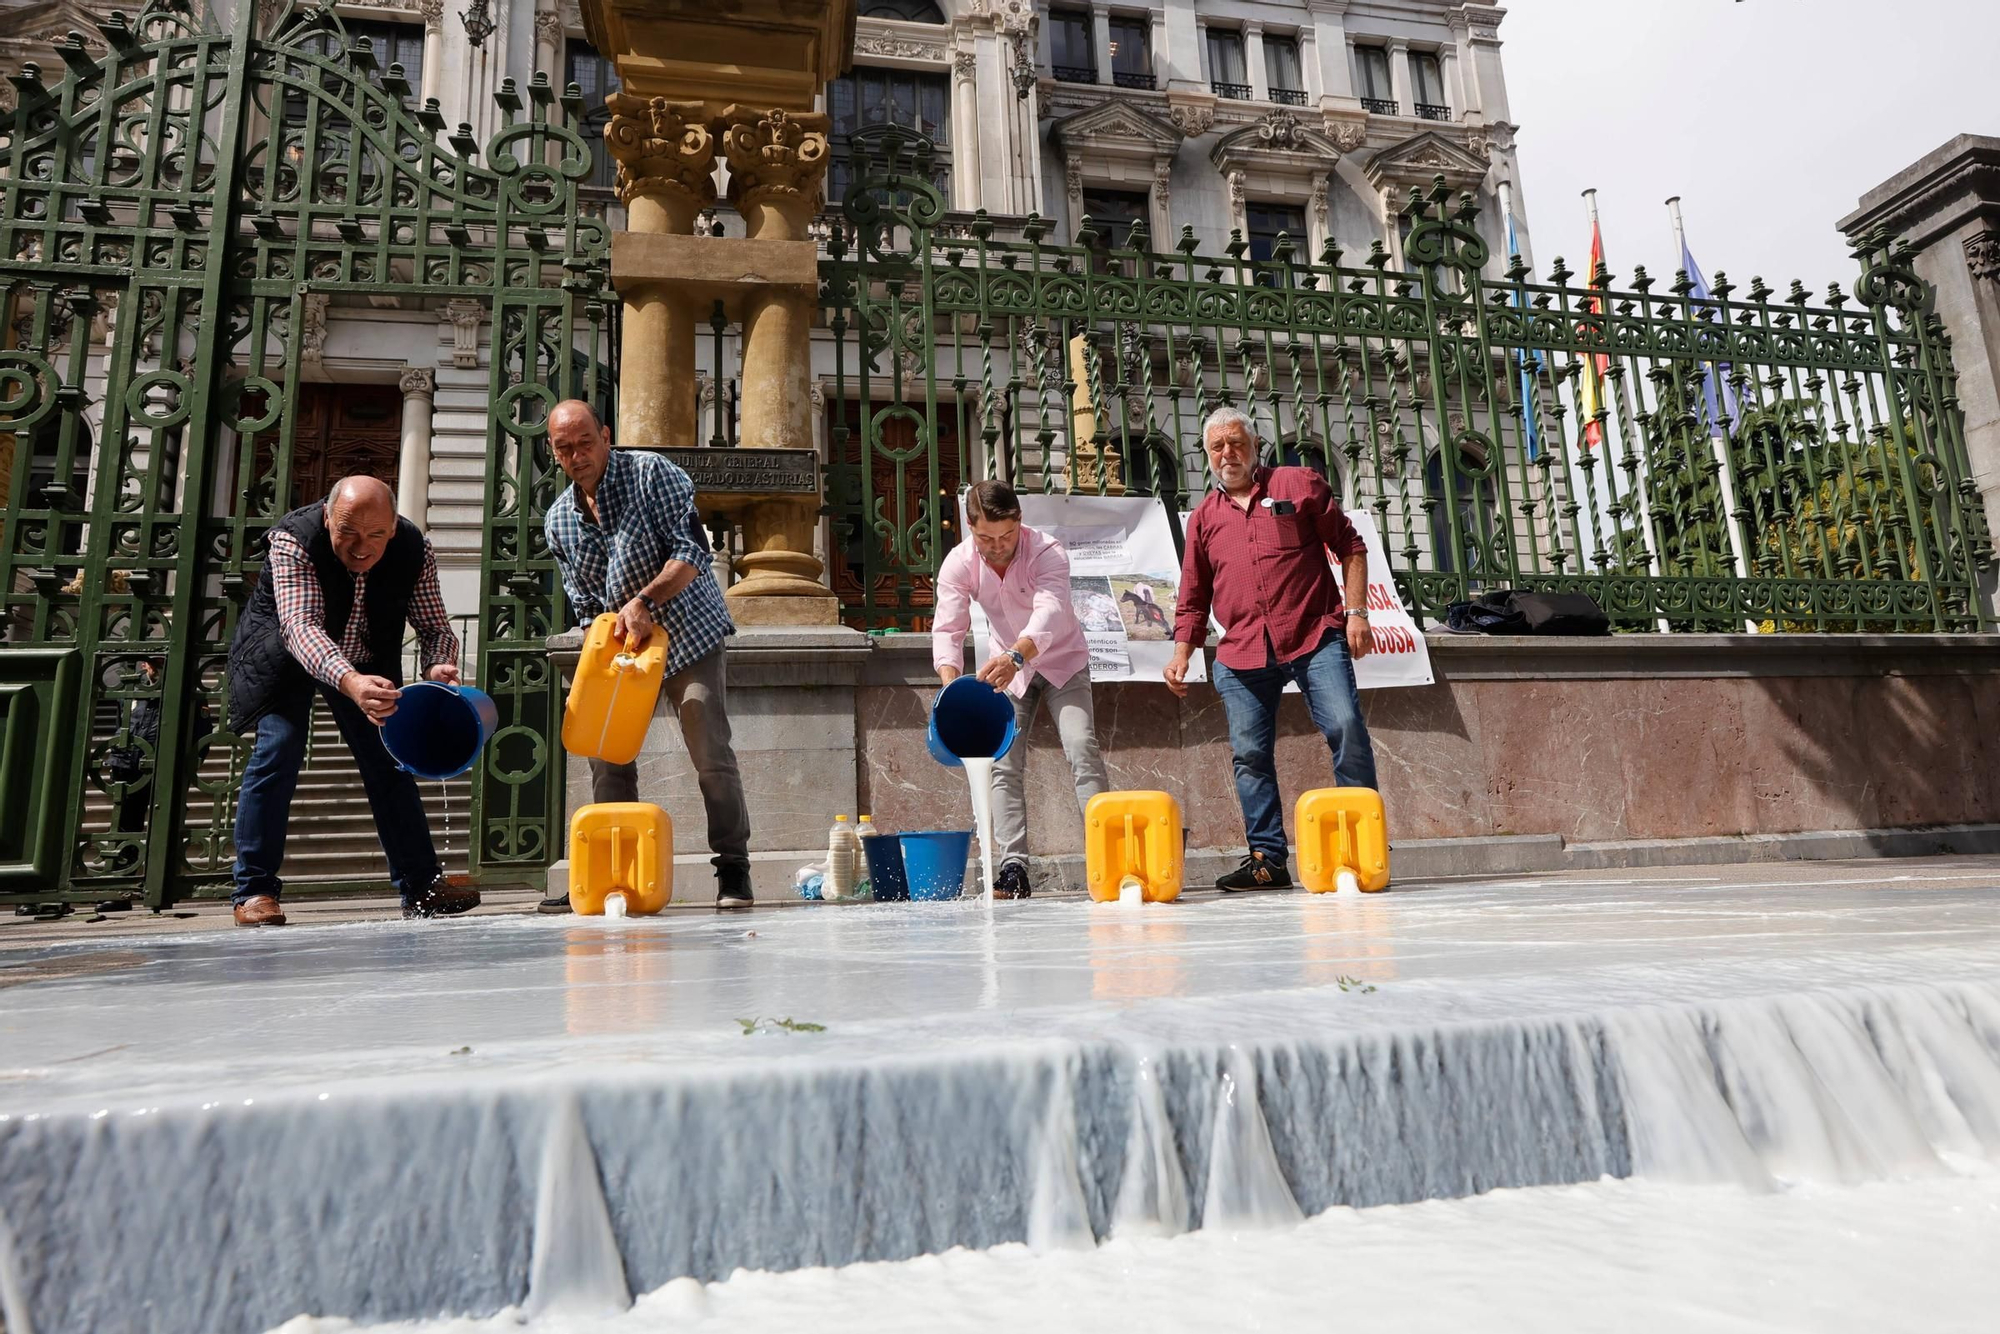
[821,128,1994,634]
[0,0,611,905]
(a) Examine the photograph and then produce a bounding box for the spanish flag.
[1579,192,1610,449]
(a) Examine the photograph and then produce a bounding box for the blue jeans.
[232,687,441,905]
[1212,632,1378,865]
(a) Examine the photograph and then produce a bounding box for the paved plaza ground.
[5,854,2000,1334]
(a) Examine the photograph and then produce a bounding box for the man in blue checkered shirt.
[543,399,753,909]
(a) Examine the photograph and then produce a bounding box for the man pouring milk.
[932,480,1110,899]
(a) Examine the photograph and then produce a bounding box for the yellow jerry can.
[568,802,674,916]
[562,612,668,765]
[1085,791,1184,903]
[1295,787,1390,893]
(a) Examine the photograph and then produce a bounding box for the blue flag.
[1505,208,1542,461]
[1678,237,1740,438]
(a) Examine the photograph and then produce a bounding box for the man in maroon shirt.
[1165,406,1377,891]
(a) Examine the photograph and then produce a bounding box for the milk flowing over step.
[9,975,2000,1334]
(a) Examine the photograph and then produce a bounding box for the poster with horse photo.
[959,490,1204,684]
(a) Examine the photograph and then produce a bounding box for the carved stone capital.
[604,94,718,210]
[1329,118,1368,153]
[719,105,832,212]
[1167,101,1215,138]
[953,49,979,84]
[440,299,483,369]
[417,0,444,32]
[532,10,563,45]
[399,366,437,399]
[1966,229,2000,284]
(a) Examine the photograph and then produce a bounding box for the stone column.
[603,95,716,447]
[396,367,436,526]
[1245,23,1269,102]
[1387,37,1412,115]
[1091,5,1113,86]
[950,48,982,211]
[417,0,445,108]
[1299,25,1322,101]
[533,3,563,82]
[1439,45,1461,118]
[719,104,839,612]
[1309,0,1355,105]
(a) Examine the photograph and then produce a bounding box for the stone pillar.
[1439,45,1461,118]
[950,48,982,212]
[1841,135,2000,608]
[396,367,436,526]
[1091,5,1113,86]
[719,104,839,617]
[417,0,445,107]
[533,4,563,81]
[1245,23,1269,102]
[1308,0,1354,104]
[603,95,715,448]
[1387,37,1412,115]
[1160,0,1202,90]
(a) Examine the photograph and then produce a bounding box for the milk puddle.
[269,1169,2000,1334]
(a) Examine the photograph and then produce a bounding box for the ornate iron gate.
[823,128,1993,635]
[0,1,610,906]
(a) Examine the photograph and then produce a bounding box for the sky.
[1501,0,2000,299]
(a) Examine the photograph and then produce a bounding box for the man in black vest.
[226,476,479,926]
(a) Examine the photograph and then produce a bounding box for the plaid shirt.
[266,529,458,688]
[544,447,735,678]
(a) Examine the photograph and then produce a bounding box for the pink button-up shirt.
[930,524,1090,698]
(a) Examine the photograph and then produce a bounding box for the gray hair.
[1201,405,1256,448]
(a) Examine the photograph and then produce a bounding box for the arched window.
[860,1,946,21]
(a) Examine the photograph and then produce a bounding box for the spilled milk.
[962,755,997,903]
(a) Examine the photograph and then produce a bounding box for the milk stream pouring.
[826,815,861,900]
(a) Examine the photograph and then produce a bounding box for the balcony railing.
[1052,64,1097,84]
[1113,70,1157,90]
[1360,96,1398,115]
[1270,87,1309,107]
[1415,102,1452,121]
[1211,80,1252,100]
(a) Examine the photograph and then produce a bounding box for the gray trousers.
[991,667,1110,868]
[587,644,751,870]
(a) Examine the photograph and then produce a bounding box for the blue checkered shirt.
[545,448,735,678]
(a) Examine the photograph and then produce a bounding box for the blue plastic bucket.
[926,677,1017,768]
[379,682,499,781]
[862,833,910,902]
[899,830,973,901]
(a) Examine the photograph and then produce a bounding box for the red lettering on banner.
[1369,626,1415,655]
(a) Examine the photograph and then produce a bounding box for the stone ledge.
[1421,631,2000,681]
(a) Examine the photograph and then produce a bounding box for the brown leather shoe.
[403,881,481,919]
[233,895,287,927]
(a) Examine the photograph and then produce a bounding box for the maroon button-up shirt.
[1174,465,1366,671]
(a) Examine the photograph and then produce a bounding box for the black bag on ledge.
[1443,590,1611,636]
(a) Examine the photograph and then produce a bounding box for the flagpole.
[1668,196,1755,597]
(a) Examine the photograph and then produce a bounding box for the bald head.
[324,475,400,573]
[548,398,612,494]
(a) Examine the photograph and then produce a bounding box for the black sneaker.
[993,861,1032,900]
[1217,852,1291,893]
[716,865,755,909]
[537,893,573,915]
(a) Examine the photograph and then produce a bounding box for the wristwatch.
[639,593,664,617]
[1345,607,1369,618]
[1006,649,1026,668]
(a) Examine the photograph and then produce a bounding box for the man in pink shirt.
[933,479,1109,899]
